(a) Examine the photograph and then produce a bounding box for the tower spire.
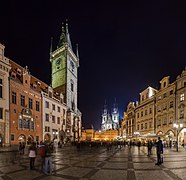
[65,19,72,49]
[76,44,79,59]
[58,22,66,48]
[50,37,53,54]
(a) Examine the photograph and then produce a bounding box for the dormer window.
[37,81,41,86]
[17,68,21,75]
[163,82,166,87]
[33,84,37,89]
[11,72,16,79]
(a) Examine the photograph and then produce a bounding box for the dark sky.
[0,0,185,130]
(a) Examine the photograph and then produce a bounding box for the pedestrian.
[43,142,53,175]
[22,142,25,155]
[19,142,22,155]
[28,142,37,170]
[155,137,163,165]
[38,141,46,171]
[147,140,152,156]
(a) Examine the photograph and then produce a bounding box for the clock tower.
[50,22,81,142]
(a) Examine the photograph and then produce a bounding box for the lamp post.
[173,123,183,152]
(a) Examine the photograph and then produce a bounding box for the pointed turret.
[50,37,53,55]
[66,20,72,49]
[57,23,66,48]
[76,44,79,59]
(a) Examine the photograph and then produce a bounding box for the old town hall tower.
[50,22,81,141]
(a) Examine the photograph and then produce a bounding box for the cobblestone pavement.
[0,145,186,180]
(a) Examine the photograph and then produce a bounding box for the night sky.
[0,1,185,130]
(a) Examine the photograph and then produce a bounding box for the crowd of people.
[16,137,185,175]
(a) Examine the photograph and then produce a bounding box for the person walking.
[155,137,163,165]
[28,142,37,170]
[147,140,152,156]
[43,142,53,175]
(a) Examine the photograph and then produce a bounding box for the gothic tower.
[111,99,119,129]
[50,22,81,141]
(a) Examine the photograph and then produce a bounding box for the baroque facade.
[122,68,186,146]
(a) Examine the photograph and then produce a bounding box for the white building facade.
[0,43,11,146]
[42,86,67,143]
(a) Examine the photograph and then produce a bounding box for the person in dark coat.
[155,137,163,165]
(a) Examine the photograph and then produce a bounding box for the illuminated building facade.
[9,61,43,144]
[41,86,67,143]
[135,87,157,138]
[50,22,81,141]
[0,44,11,146]
[155,77,176,138]
[125,102,136,138]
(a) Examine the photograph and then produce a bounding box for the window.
[0,108,3,119]
[57,106,60,112]
[169,116,173,124]
[52,115,55,123]
[180,93,184,102]
[45,126,48,132]
[163,103,167,110]
[149,121,152,128]
[149,108,152,114]
[170,90,173,95]
[163,117,167,125]
[157,119,161,126]
[145,123,147,129]
[137,113,139,118]
[12,92,17,104]
[163,93,167,98]
[36,101,40,111]
[137,124,139,130]
[20,95,25,107]
[29,98,33,109]
[163,82,166,87]
[52,104,55,111]
[184,82,186,87]
[63,109,66,116]
[180,109,184,119]
[57,117,60,124]
[145,109,147,116]
[45,113,49,122]
[141,111,143,117]
[169,101,173,108]
[63,119,65,125]
[45,101,49,108]
[11,134,14,141]
[141,123,143,130]
[0,78,2,98]
[48,127,50,132]
[142,95,144,101]
[158,105,161,112]
[71,82,74,92]
[19,119,23,128]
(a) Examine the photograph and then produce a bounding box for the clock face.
[56,58,61,66]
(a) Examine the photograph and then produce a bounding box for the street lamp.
[173,123,183,152]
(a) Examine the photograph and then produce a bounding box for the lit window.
[180,93,184,102]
